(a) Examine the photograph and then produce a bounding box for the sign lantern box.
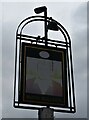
[19,43,68,107]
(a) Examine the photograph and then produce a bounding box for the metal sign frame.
[13,15,76,113]
[19,43,68,107]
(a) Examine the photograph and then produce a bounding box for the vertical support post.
[34,6,48,46]
[38,107,54,120]
[44,7,48,46]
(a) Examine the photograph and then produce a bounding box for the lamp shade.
[34,6,47,14]
[47,21,59,31]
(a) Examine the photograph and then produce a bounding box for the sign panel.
[19,43,68,107]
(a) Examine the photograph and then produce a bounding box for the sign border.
[19,43,68,107]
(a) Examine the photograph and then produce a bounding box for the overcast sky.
[1,1,87,119]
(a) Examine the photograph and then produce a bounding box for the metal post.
[38,107,54,120]
[44,7,48,46]
[34,6,48,46]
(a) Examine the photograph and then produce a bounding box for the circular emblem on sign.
[39,51,49,58]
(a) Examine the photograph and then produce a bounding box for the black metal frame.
[13,15,76,113]
[20,43,68,107]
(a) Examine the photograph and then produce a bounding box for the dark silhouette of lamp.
[34,6,59,46]
[34,6,47,14]
[47,21,59,31]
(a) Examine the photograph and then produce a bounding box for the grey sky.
[1,2,87,118]
[0,3,2,120]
